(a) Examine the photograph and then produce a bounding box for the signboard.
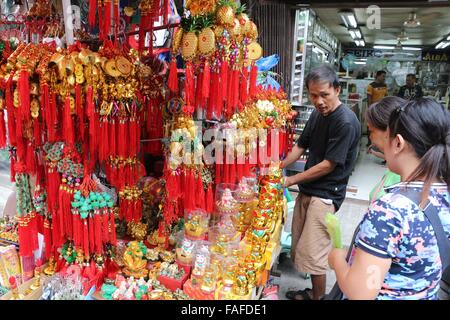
[344,48,383,58]
[421,51,449,63]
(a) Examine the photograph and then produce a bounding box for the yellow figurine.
[123,241,148,278]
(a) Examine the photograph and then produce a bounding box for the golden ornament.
[198,27,216,56]
[181,32,198,61]
[104,59,121,77]
[115,56,132,76]
[247,42,263,61]
[217,4,235,26]
[172,28,184,53]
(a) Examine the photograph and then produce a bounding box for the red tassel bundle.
[0,110,6,148]
[103,0,112,38]
[33,118,42,147]
[75,84,84,139]
[117,119,127,159]
[240,66,249,106]
[26,142,36,174]
[63,96,74,146]
[109,210,116,245]
[43,218,53,259]
[185,62,195,113]
[99,117,109,162]
[72,211,81,248]
[102,211,109,243]
[83,219,90,257]
[18,68,30,121]
[113,0,119,30]
[89,0,97,28]
[18,217,32,257]
[202,61,211,99]
[249,64,258,98]
[88,215,95,254]
[196,172,205,210]
[109,119,116,157]
[5,80,17,146]
[94,213,103,254]
[195,71,203,112]
[221,60,229,106]
[168,58,179,93]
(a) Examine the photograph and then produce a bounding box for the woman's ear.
[394,134,406,153]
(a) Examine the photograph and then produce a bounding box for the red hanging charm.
[109,209,116,245]
[202,60,211,99]
[63,96,74,146]
[89,0,97,28]
[0,110,7,148]
[240,66,249,106]
[249,63,258,98]
[168,58,179,93]
[18,68,30,121]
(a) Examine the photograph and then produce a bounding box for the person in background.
[328,98,450,300]
[366,71,388,146]
[281,64,361,300]
[397,74,424,100]
[366,97,404,203]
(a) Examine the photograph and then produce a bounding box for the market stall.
[0,0,295,300]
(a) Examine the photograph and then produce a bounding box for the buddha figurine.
[200,269,216,294]
[185,212,206,239]
[44,257,56,276]
[123,241,148,278]
[216,188,239,214]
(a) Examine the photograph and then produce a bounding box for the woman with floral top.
[328,98,450,300]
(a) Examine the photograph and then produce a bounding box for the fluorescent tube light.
[373,45,395,50]
[340,11,358,28]
[401,47,422,51]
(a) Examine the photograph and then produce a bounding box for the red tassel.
[240,66,249,106]
[18,69,30,121]
[233,69,240,114]
[195,70,203,111]
[168,58,179,93]
[187,170,196,210]
[136,116,141,155]
[185,62,195,113]
[196,172,205,210]
[109,119,116,156]
[118,119,127,158]
[5,80,17,146]
[94,212,103,254]
[103,0,112,38]
[221,60,229,105]
[216,71,223,119]
[75,84,84,139]
[206,72,216,120]
[64,96,74,146]
[88,214,95,254]
[26,142,36,174]
[226,67,234,118]
[249,64,258,98]
[113,0,119,30]
[89,0,97,28]
[10,156,16,183]
[109,210,116,245]
[83,219,90,257]
[72,212,80,247]
[206,185,213,213]
[0,110,6,148]
[44,218,52,259]
[33,118,42,147]
[102,210,109,243]
[202,61,211,99]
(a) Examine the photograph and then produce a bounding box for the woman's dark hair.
[366,96,407,131]
[305,64,340,90]
[388,98,450,204]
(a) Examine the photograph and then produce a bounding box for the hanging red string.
[63,96,74,146]
[185,62,195,113]
[103,0,112,39]
[18,68,30,121]
[5,78,17,146]
[109,209,116,245]
[94,212,103,254]
[195,70,203,112]
[109,119,116,157]
[43,218,52,259]
[249,63,258,98]
[33,118,42,147]
[221,60,229,108]
[202,60,211,100]
[75,84,84,139]
[196,172,205,210]
[89,0,97,28]
[168,58,179,93]
[0,110,6,148]
[240,66,249,106]
[26,142,36,174]
[88,214,95,255]
[113,0,119,30]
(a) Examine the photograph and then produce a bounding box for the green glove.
[325,212,343,249]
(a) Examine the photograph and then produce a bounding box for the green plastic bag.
[325,213,343,249]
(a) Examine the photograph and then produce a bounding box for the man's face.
[406,76,415,87]
[307,81,341,116]
[377,73,386,83]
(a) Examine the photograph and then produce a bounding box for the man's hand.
[283,176,296,188]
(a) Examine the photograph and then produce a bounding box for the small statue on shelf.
[123,241,148,279]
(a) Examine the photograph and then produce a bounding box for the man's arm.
[416,85,424,98]
[280,144,305,169]
[367,85,373,106]
[283,159,336,187]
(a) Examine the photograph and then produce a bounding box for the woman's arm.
[329,247,391,300]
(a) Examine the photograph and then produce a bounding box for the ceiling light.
[340,10,358,28]
[447,35,450,40]
[435,42,447,49]
[373,45,395,50]
[348,28,362,40]
[355,40,365,47]
[354,61,366,65]
[401,47,422,51]
[441,42,450,49]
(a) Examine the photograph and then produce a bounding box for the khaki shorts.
[291,192,336,275]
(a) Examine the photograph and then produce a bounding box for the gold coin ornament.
[104,59,121,78]
[115,56,132,76]
[247,42,263,61]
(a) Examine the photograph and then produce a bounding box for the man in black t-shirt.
[281,64,361,300]
[397,74,423,100]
